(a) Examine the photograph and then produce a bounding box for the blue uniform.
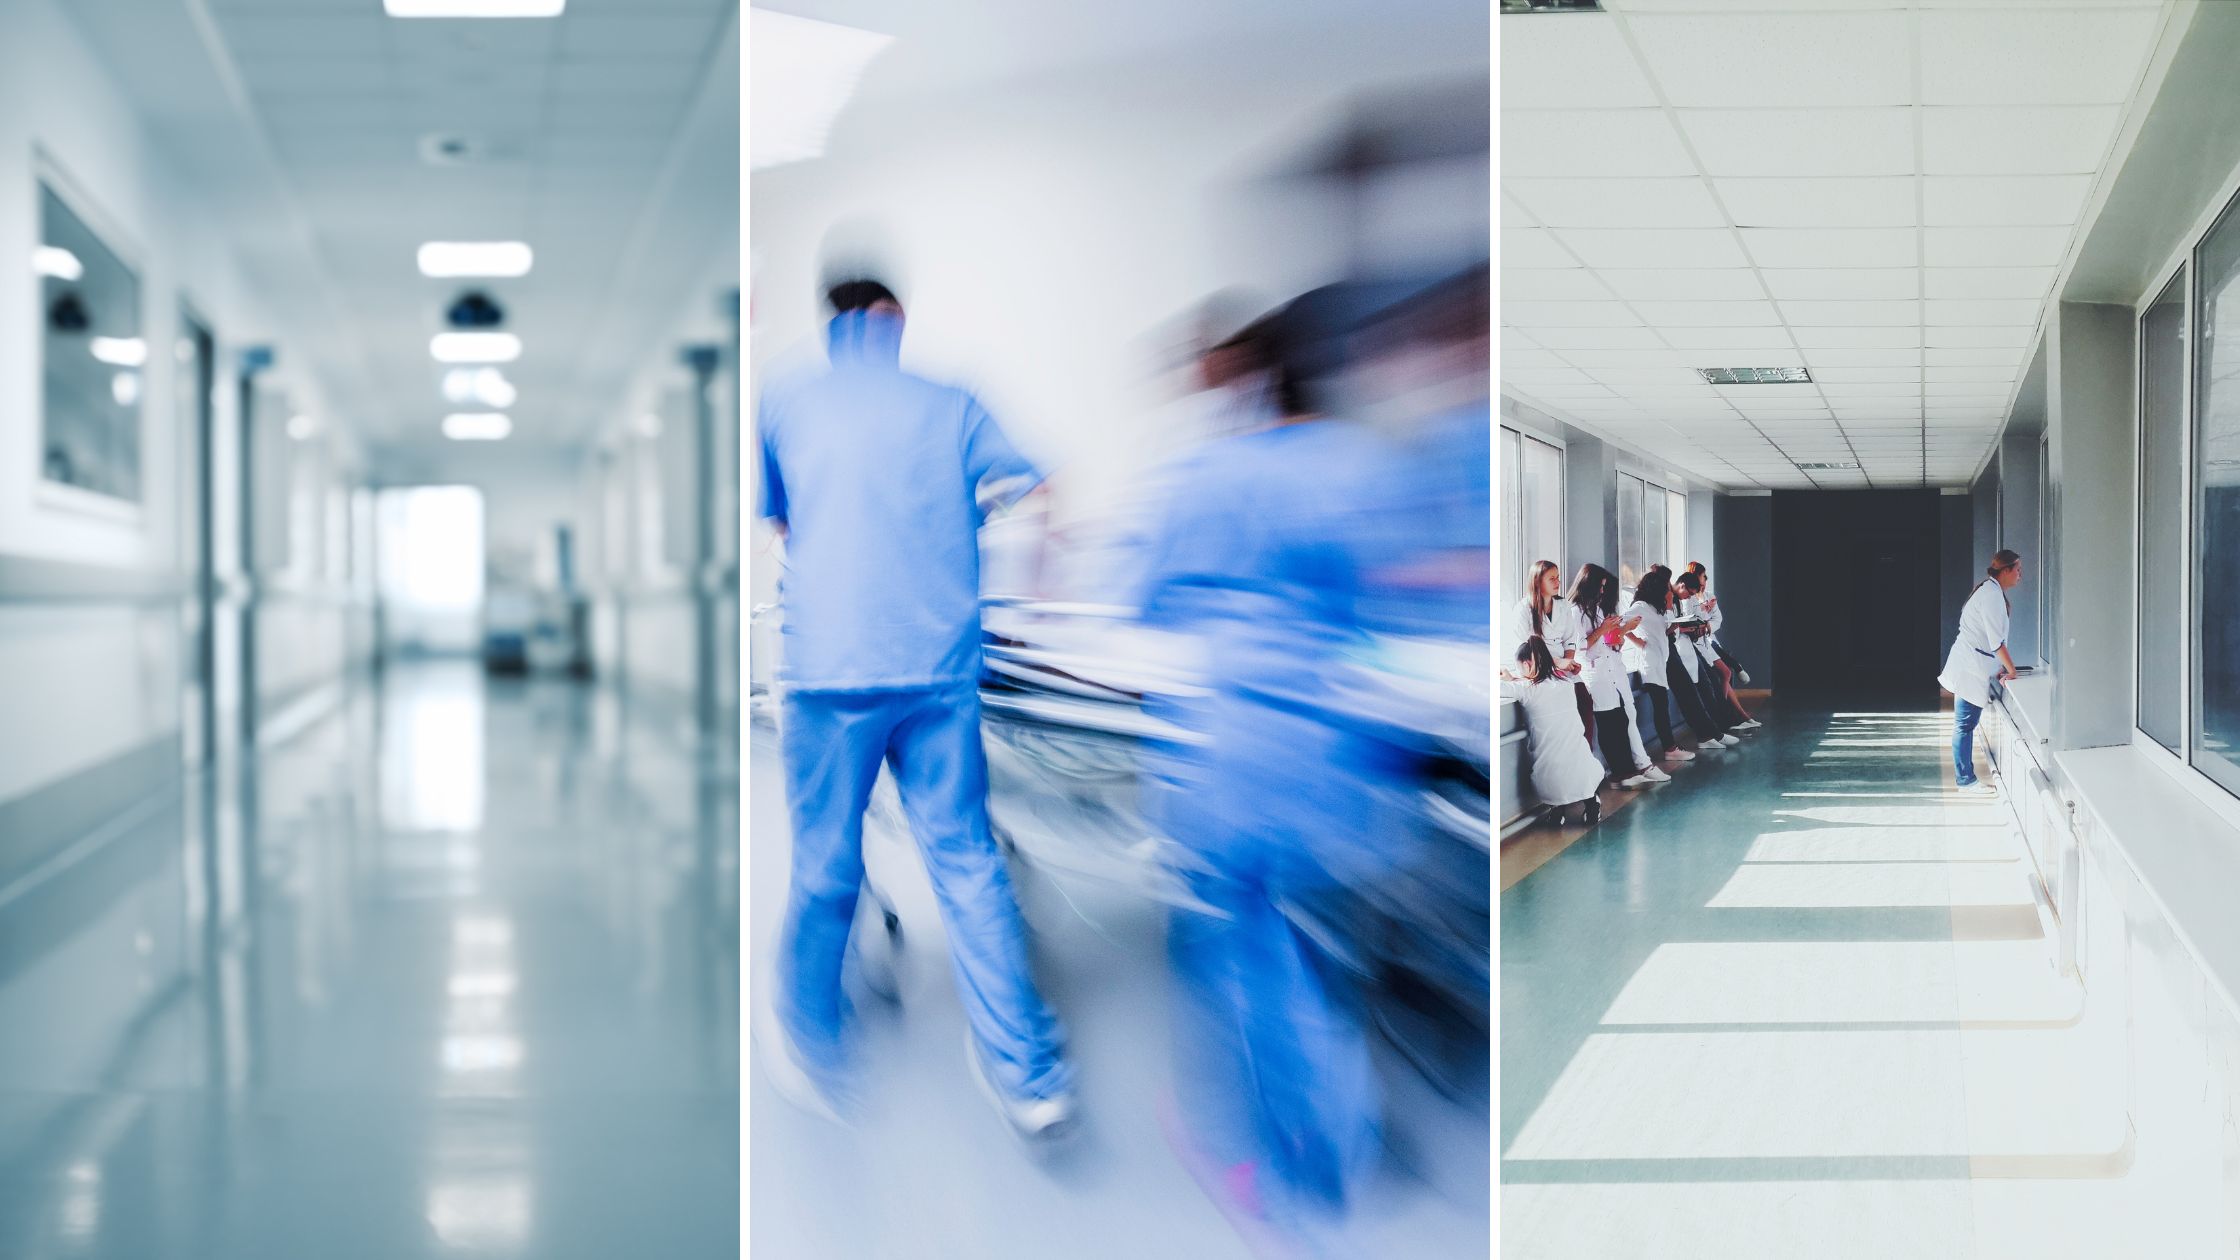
[1137,419,1400,1211]
[759,310,1070,1102]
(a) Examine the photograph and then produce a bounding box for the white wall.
[0,0,366,798]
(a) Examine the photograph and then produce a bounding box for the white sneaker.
[1959,781,1999,798]
[1641,765,1672,783]
[965,1027,1078,1142]
[1664,749,1697,762]
[1719,734,1742,747]
[1619,773,1655,789]
[1734,719,1762,731]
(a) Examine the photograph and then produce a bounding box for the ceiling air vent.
[1700,367,1812,385]
[1501,0,1604,12]
[1796,461,1861,471]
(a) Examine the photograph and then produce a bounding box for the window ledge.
[2060,745,2240,1021]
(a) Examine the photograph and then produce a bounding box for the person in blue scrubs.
[758,277,1076,1137]
[1136,294,1409,1230]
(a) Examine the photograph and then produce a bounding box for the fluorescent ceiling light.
[288,415,319,440]
[443,413,513,441]
[1701,366,1813,385]
[89,337,147,367]
[112,372,140,407]
[751,10,894,170]
[33,246,83,281]
[634,413,661,437]
[431,333,520,363]
[443,367,517,408]
[384,0,564,16]
[419,241,533,278]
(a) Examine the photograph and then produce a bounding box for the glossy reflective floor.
[747,724,1492,1258]
[1500,707,2219,1257]
[0,663,739,1259]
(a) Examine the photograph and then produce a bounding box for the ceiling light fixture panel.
[1699,366,1813,384]
[419,242,533,278]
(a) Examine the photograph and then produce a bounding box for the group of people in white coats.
[1502,557,1762,827]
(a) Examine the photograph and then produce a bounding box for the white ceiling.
[1499,0,2174,490]
[63,0,740,453]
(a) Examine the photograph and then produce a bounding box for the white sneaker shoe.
[965,1028,1078,1142]
[1734,719,1762,731]
[1718,734,1743,747]
[1619,773,1655,789]
[1959,781,1999,798]
[1641,765,1672,783]
[1664,749,1697,762]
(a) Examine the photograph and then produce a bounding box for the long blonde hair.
[1526,559,1560,636]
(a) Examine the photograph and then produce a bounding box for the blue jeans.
[1953,698,1985,786]
[778,684,1072,1100]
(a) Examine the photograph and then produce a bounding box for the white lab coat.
[1626,599,1670,683]
[1502,676,1607,806]
[1556,603,1628,711]
[1938,578,2011,708]
[1508,597,1552,658]
[1669,596,1704,683]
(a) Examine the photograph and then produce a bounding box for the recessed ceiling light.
[384,0,563,17]
[1796,461,1861,470]
[1501,0,1604,11]
[431,333,520,363]
[288,415,319,440]
[89,337,147,367]
[443,413,512,441]
[33,246,83,281]
[751,10,895,170]
[443,367,518,408]
[1700,367,1813,385]
[419,241,533,278]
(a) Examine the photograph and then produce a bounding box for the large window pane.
[2193,192,2240,793]
[1644,480,1667,579]
[1617,473,1645,590]
[2140,268,2185,751]
[39,180,143,503]
[1523,435,1563,587]
[1502,426,1524,602]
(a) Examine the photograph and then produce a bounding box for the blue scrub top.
[1356,402,1492,641]
[759,310,1042,691]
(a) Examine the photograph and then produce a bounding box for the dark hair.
[826,278,900,314]
[1570,563,1617,620]
[1674,571,1703,597]
[1516,636,1557,683]
[1988,549,2021,578]
[1634,568,1673,615]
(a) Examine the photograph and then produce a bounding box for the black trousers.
[1698,661,1747,727]
[1592,706,1640,779]
[1668,655,1725,740]
[1643,682,1676,752]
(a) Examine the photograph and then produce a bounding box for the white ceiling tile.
[1919,9,2162,106]
[1811,366,1924,384]
[1528,386,1626,399]
[1525,327,1673,350]
[1502,228,1580,268]
[1716,177,1917,228]
[1594,269,1769,302]
[1924,365,2017,383]
[1927,326,2039,348]
[1502,348,1575,371]
[1740,227,1917,269]
[1502,110,1697,177]
[1920,105,2125,176]
[1503,329,1545,350]
[1500,13,1661,109]
[1924,226,2074,268]
[1923,175,2094,227]
[1792,326,1924,348]
[1923,267,2058,300]
[1674,108,1915,177]
[1925,347,2027,367]
[1629,300,1783,326]
[1758,269,1920,302]
[1714,382,1822,401]
[1504,270,1616,301]
[1820,382,1923,397]
[1556,348,1705,367]
[1659,327,1797,351]
[1504,301,1645,327]
[1502,194,1539,228]
[1506,368,1600,387]
[1553,229,1750,269]
[1804,347,1923,368]
[1587,367,1717,386]
[1667,349,1805,368]
[1504,178,1728,228]
[1924,299,2043,327]
[1925,382,2016,399]
[1780,299,1920,327]
[1626,12,1912,108]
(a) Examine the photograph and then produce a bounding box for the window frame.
[2135,264,2188,757]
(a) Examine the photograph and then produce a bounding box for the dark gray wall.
[2048,302,2139,751]
[1563,432,1616,580]
[1997,431,2044,666]
[1713,494,1773,688]
[1939,493,1975,664]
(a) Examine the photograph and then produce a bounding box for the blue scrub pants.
[1163,699,1389,1211]
[1953,698,1985,786]
[778,682,1072,1100]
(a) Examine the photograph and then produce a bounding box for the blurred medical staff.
[757,277,1076,1137]
[1136,293,1403,1234]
